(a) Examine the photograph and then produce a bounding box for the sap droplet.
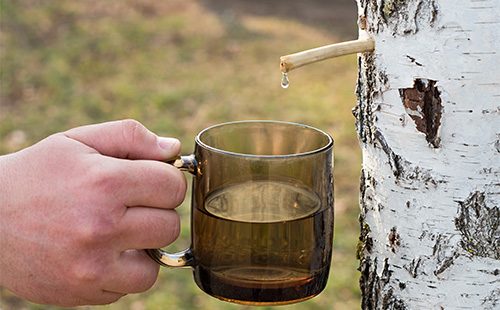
[281,72,289,89]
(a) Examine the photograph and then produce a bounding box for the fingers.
[97,158,187,209]
[103,250,160,294]
[64,119,180,160]
[61,120,186,299]
[117,207,180,250]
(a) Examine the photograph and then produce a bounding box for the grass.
[0,1,361,309]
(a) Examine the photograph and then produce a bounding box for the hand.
[0,119,187,306]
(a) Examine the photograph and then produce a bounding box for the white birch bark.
[355,0,499,309]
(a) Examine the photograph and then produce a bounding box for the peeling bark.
[400,79,442,148]
[356,0,500,308]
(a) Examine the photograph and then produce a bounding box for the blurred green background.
[0,1,361,309]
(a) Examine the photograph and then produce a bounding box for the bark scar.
[400,79,442,148]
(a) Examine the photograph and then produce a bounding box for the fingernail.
[158,137,181,151]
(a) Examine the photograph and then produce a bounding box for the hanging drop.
[281,72,290,89]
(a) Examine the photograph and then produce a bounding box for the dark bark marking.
[400,79,442,148]
[358,171,374,260]
[367,0,439,35]
[354,55,376,144]
[388,227,401,253]
[358,169,407,309]
[359,168,379,212]
[359,257,408,310]
[479,268,500,276]
[431,233,461,276]
[373,129,442,188]
[434,255,456,276]
[381,0,405,22]
[495,134,500,153]
[382,288,408,310]
[378,203,385,211]
[357,221,374,260]
[358,169,375,260]
[406,55,423,66]
[373,129,404,178]
[482,288,499,310]
[404,257,422,278]
[354,53,389,145]
[455,191,500,259]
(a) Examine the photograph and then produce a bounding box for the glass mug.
[146,120,334,306]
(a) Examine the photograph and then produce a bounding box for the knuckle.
[88,163,122,198]
[75,224,111,247]
[120,119,147,145]
[69,260,104,284]
[121,119,142,131]
[74,214,117,246]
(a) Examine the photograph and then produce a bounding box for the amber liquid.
[192,180,333,305]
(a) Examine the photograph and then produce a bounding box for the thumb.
[64,119,181,160]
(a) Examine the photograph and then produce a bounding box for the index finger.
[65,119,181,160]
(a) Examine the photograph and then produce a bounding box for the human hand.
[0,119,187,306]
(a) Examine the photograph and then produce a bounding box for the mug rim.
[195,120,333,158]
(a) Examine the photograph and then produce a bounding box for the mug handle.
[145,154,198,267]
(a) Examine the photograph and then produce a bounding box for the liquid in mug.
[192,180,333,305]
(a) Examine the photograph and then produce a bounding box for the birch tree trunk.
[354,1,499,309]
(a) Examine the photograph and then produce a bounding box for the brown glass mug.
[147,120,334,306]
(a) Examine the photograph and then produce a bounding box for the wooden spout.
[280,37,375,73]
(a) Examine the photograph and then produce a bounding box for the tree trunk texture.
[355,1,499,309]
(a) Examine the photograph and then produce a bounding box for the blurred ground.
[201,0,357,39]
[0,1,361,309]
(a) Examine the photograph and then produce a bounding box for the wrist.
[0,153,18,286]
[0,153,15,197]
